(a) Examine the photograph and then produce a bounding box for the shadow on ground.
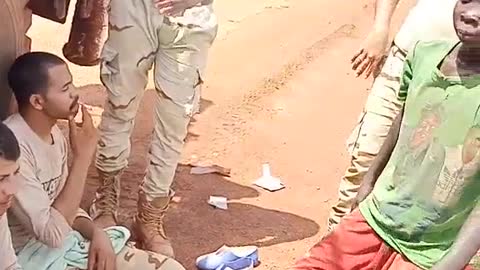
[83,165,319,268]
[169,167,320,268]
[77,84,319,268]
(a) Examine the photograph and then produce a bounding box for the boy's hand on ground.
[153,0,203,16]
[351,29,389,78]
[351,182,374,211]
[69,105,98,161]
[88,228,116,270]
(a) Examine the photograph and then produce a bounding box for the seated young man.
[0,123,22,270]
[4,52,185,270]
[294,1,480,270]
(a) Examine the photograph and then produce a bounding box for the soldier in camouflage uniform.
[90,0,218,258]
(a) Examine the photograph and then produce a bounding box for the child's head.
[8,52,79,120]
[454,0,480,44]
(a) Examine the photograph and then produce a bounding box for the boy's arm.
[10,153,93,248]
[10,153,72,248]
[368,39,416,180]
[432,205,480,270]
[351,106,403,209]
[51,155,91,224]
[363,106,403,186]
[351,0,401,77]
[364,37,415,181]
[352,45,414,208]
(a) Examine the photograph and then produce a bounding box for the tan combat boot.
[134,191,174,258]
[89,169,122,229]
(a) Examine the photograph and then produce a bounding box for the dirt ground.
[28,0,414,268]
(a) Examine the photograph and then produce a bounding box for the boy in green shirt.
[294,0,480,269]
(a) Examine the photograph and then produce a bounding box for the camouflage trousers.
[0,0,31,120]
[95,0,217,200]
[327,44,406,229]
[66,245,185,270]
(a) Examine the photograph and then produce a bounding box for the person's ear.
[30,94,46,111]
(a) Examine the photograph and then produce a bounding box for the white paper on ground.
[253,163,285,192]
[253,176,285,191]
[190,164,232,177]
[208,196,228,210]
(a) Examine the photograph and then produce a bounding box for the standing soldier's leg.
[327,45,406,230]
[90,0,159,228]
[134,6,218,258]
[0,0,31,120]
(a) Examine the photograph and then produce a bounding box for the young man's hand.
[69,105,98,161]
[153,0,208,16]
[351,29,389,78]
[88,228,116,270]
[351,180,375,211]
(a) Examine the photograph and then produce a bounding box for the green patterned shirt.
[360,40,480,269]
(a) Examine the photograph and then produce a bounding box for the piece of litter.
[190,165,231,177]
[208,196,228,210]
[171,196,182,203]
[253,164,285,192]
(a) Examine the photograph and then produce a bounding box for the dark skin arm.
[351,106,404,210]
[432,205,480,270]
[365,106,403,183]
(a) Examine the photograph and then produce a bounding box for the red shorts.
[293,210,473,270]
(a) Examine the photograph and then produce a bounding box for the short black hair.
[8,52,66,109]
[0,122,20,162]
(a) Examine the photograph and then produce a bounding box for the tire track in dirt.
[189,23,359,161]
[185,0,415,165]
